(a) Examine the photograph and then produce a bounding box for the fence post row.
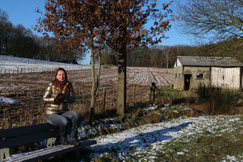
[102,88,106,112]
[133,85,136,107]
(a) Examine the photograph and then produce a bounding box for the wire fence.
[0,54,91,75]
[0,66,91,75]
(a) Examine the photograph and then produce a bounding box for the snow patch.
[0,96,19,104]
[0,55,90,74]
[177,152,184,155]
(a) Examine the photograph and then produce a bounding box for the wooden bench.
[0,123,96,161]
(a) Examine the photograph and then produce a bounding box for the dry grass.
[0,67,159,129]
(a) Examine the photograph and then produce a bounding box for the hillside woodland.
[0,9,79,62]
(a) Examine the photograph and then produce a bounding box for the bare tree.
[103,0,173,115]
[178,0,243,40]
[162,46,171,73]
[36,0,173,116]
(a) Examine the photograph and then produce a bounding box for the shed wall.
[211,67,241,90]
[184,66,210,90]
[174,66,210,90]
[174,66,183,90]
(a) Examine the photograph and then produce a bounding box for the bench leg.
[0,148,13,161]
[47,137,57,147]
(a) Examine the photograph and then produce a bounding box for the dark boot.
[60,137,69,145]
[70,139,79,146]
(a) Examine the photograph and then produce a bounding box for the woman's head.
[55,68,68,82]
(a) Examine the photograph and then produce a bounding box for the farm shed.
[173,56,243,90]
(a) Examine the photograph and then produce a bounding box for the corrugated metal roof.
[177,56,243,67]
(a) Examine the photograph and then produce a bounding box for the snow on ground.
[0,55,90,74]
[0,96,19,104]
[3,113,242,161]
[89,115,242,161]
[222,154,243,162]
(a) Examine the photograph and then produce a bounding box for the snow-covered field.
[0,55,90,74]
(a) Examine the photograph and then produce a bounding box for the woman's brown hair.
[54,67,69,93]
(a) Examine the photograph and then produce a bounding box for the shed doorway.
[184,74,191,90]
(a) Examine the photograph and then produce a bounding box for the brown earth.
[0,66,174,129]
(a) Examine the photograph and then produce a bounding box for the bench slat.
[0,129,59,149]
[0,123,57,139]
[4,140,97,162]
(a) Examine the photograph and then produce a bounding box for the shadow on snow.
[90,122,192,155]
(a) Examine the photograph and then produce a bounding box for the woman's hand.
[63,97,69,103]
[55,93,65,104]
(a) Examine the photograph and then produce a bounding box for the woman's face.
[56,70,66,82]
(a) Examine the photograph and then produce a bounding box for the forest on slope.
[0,9,79,62]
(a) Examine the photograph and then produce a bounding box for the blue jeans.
[45,111,79,140]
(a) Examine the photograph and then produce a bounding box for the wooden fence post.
[133,85,136,107]
[149,82,158,104]
[89,107,94,125]
[102,88,106,112]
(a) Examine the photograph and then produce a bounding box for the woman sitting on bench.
[43,67,79,146]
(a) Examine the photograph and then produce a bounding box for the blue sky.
[0,0,195,64]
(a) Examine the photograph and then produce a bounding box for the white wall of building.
[211,67,241,89]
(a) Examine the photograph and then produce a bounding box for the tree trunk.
[166,52,169,73]
[95,46,101,97]
[102,88,106,112]
[90,46,96,108]
[90,46,95,123]
[90,45,102,123]
[117,51,127,116]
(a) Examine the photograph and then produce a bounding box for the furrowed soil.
[0,66,174,129]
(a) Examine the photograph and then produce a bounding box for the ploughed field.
[0,66,174,129]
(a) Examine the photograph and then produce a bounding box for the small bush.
[210,90,236,114]
[196,85,237,114]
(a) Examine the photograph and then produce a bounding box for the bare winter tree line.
[100,45,202,68]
